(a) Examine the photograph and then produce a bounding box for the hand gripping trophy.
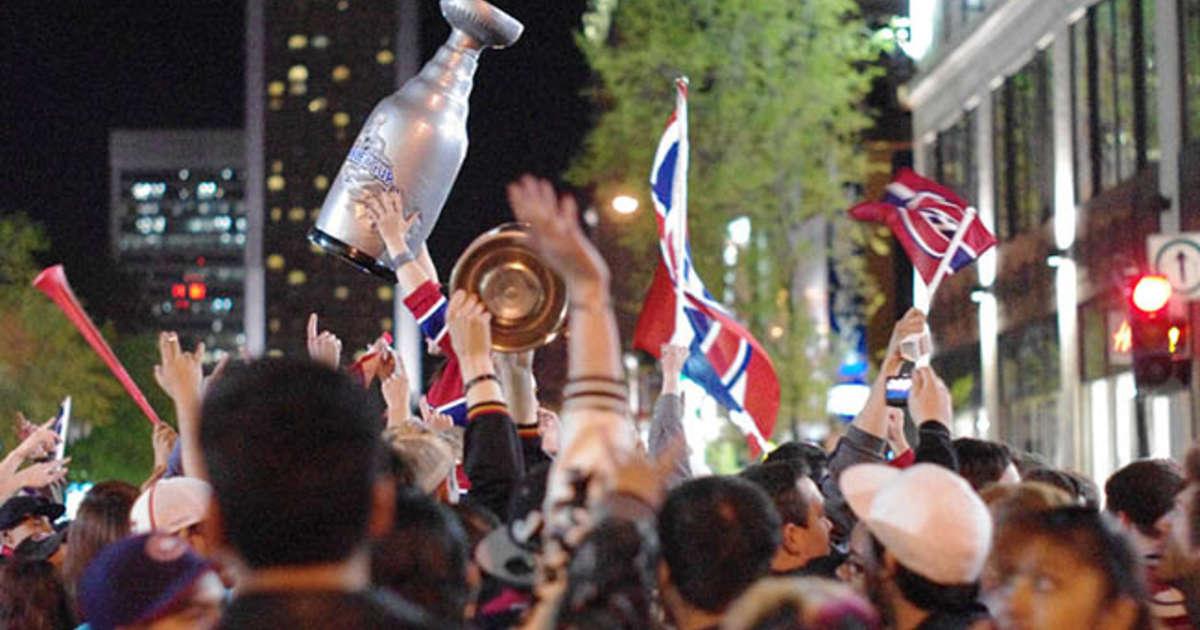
[309,0,524,282]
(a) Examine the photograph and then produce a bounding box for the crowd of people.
[2,176,1200,629]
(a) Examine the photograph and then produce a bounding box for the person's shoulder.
[218,590,433,630]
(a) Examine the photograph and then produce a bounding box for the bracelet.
[464,373,500,392]
[566,375,625,386]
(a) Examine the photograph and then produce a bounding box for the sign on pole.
[1148,233,1200,300]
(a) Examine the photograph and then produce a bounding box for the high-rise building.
[904,0,1197,479]
[109,129,246,350]
[244,0,421,359]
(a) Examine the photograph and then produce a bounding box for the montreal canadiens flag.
[850,168,996,285]
[633,78,780,453]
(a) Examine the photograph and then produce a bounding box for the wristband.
[464,373,500,392]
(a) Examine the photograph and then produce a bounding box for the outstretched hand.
[382,360,411,425]
[15,458,70,490]
[884,308,929,374]
[13,415,60,462]
[506,175,609,301]
[307,313,343,369]
[154,332,205,404]
[446,290,493,379]
[366,188,419,261]
[908,366,952,427]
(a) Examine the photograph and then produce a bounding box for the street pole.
[1135,390,1150,458]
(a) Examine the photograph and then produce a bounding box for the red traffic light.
[1132,275,1172,313]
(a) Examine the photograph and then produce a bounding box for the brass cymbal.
[450,223,567,352]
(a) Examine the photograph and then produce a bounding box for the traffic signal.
[1128,275,1190,391]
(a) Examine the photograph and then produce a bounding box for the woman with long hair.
[0,559,76,630]
[60,481,139,612]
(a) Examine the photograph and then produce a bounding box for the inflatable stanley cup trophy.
[309,0,524,282]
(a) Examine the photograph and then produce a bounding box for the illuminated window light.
[313,175,329,191]
[337,0,349,11]
[288,207,306,222]
[288,82,307,96]
[312,34,330,49]
[287,34,308,50]
[268,98,283,111]
[308,97,327,113]
[376,50,395,65]
[332,112,350,128]
[309,208,320,220]
[287,65,309,82]
[270,160,283,174]
[332,65,351,82]
[287,269,307,285]
[380,318,393,331]
[269,318,281,333]
[377,285,394,301]
[335,286,350,300]
[221,168,234,181]
[266,254,285,270]
[268,81,285,97]
[270,207,283,222]
[267,175,285,192]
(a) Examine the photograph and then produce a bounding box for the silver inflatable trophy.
[309,0,524,282]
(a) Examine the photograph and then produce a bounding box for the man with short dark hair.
[764,441,828,485]
[1106,458,1189,628]
[199,359,429,629]
[740,462,835,577]
[657,475,781,630]
[952,438,1019,491]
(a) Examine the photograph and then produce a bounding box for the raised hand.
[202,351,231,396]
[446,290,493,380]
[884,407,910,455]
[366,188,419,261]
[382,361,411,428]
[909,366,952,427]
[15,458,70,489]
[420,397,455,434]
[884,308,928,373]
[13,415,60,462]
[154,332,204,404]
[306,313,343,369]
[660,344,689,396]
[537,407,560,456]
[506,175,610,301]
[152,422,178,470]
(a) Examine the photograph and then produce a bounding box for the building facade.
[109,129,245,351]
[906,0,1200,481]
[244,0,421,359]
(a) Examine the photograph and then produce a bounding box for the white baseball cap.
[839,463,992,585]
[130,477,213,536]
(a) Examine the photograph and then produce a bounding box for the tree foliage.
[570,0,882,431]
[0,214,161,483]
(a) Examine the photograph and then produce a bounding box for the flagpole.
[925,206,978,305]
[669,77,691,348]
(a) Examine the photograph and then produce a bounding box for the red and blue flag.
[633,78,780,453]
[849,168,996,284]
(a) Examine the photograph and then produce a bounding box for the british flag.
[849,168,996,284]
[633,78,780,454]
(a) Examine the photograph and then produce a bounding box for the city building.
[108,129,245,351]
[244,0,421,360]
[905,0,1199,480]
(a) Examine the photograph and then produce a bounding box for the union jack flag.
[849,169,996,284]
[634,78,780,454]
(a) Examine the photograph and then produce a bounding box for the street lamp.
[612,195,639,215]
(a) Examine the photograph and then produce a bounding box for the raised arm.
[446,289,524,519]
[0,418,68,500]
[506,176,636,510]
[153,333,207,481]
[649,344,691,488]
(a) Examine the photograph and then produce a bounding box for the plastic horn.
[32,265,162,425]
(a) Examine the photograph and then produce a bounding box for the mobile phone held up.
[885,362,915,408]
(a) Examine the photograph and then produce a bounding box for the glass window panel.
[1072,19,1094,202]
[1141,0,1159,163]
[1096,0,1121,189]
[993,86,1011,240]
[1186,0,1200,140]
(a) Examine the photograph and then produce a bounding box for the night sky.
[0,0,591,326]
